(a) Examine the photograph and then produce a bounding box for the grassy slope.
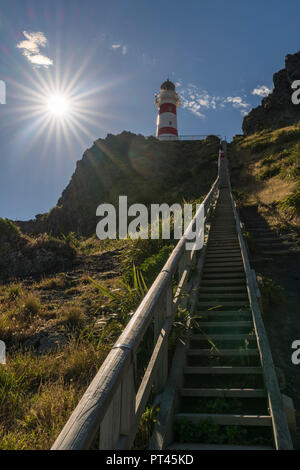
[229,123,300,230]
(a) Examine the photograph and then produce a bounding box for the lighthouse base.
[157,134,179,141]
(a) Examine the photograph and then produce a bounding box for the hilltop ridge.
[16,132,220,237]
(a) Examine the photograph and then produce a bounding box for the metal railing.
[179,135,222,141]
[52,163,220,450]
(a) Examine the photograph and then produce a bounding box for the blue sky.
[0,0,300,221]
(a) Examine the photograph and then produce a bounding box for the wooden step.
[203,267,244,273]
[205,254,242,259]
[201,279,246,285]
[207,246,240,250]
[198,293,248,299]
[199,286,247,291]
[193,311,251,318]
[174,413,272,426]
[209,237,238,241]
[206,249,241,254]
[208,246,240,250]
[191,334,256,341]
[180,388,266,397]
[184,366,262,375]
[168,443,273,450]
[197,301,249,307]
[187,349,258,356]
[202,273,246,279]
[193,320,252,327]
[204,262,243,267]
[209,241,239,245]
[209,232,237,235]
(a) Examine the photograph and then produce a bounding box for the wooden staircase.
[52,149,293,452]
[167,162,290,450]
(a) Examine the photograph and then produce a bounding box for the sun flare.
[47,94,69,116]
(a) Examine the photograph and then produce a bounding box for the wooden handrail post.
[154,283,173,393]
[99,384,122,449]
[119,360,136,449]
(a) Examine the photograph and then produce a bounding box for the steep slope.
[229,124,300,229]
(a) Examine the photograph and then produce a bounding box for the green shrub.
[259,277,284,312]
[278,191,300,215]
[122,243,174,286]
[0,218,21,239]
[0,218,25,254]
[258,165,280,180]
[7,284,23,300]
[61,232,81,249]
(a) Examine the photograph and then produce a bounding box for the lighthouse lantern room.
[155,80,180,141]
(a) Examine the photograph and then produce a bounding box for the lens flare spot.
[47,94,69,116]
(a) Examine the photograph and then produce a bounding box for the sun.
[47,94,69,116]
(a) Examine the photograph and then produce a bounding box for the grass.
[0,343,108,450]
[278,190,300,217]
[38,274,70,290]
[7,284,23,300]
[0,229,180,449]
[230,122,300,227]
[20,294,41,316]
[59,305,85,327]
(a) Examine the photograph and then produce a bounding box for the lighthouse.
[155,80,180,140]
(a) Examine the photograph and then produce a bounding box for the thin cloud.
[225,96,250,110]
[178,84,251,118]
[252,85,272,97]
[179,84,217,118]
[17,31,53,67]
[111,43,127,55]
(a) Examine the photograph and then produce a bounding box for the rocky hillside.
[17,132,220,237]
[243,50,300,135]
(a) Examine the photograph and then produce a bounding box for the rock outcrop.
[16,132,220,237]
[243,51,300,135]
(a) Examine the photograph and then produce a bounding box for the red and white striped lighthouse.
[155,80,180,141]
